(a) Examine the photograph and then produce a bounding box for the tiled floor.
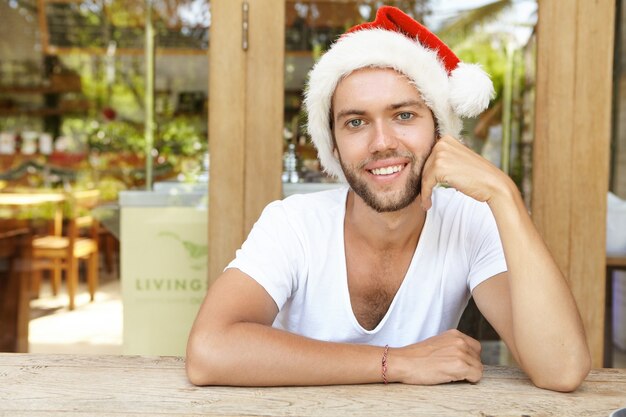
[28,274,626,368]
[29,270,123,354]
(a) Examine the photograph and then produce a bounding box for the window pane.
[0,0,209,355]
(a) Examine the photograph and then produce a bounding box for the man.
[186,6,590,391]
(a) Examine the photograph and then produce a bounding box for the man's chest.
[345,251,414,330]
[278,246,472,343]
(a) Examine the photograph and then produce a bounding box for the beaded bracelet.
[382,344,389,385]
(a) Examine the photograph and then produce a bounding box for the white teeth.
[371,165,403,176]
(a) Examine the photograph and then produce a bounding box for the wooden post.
[244,1,285,234]
[533,0,615,368]
[208,0,284,284]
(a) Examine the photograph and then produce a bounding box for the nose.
[368,121,398,153]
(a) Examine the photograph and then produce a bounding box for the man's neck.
[344,190,426,251]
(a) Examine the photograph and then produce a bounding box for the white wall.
[0,2,41,63]
[155,54,208,95]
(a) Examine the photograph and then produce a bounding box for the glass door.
[0,0,209,355]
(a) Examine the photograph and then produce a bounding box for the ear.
[330,130,340,160]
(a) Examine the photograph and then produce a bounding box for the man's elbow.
[529,350,591,392]
[185,354,209,386]
[185,331,224,386]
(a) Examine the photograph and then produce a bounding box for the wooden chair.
[99,225,119,276]
[0,219,30,262]
[31,190,100,310]
[0,219,30,352]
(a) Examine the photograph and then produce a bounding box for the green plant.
[81,119,145,154]
[156,116,206,158]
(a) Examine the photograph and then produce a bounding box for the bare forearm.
[187,246,483,387]
[419,136,589,389]
[488,180,590,389]
[187,322,383,386]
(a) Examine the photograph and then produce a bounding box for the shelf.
[0,85,81,94]
[0,106,88,117]
[0,74,82,95]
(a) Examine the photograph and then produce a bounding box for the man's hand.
[389,329,483,385]
[420,135,515,210]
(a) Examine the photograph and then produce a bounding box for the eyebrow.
[389,100,428,110]
[335,109,366,122]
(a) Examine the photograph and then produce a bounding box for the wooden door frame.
[208,0,284,283]
[533,1,615,368]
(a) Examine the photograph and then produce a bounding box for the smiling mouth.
[369,164,406,176]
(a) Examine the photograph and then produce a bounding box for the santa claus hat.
[304,6,494,181]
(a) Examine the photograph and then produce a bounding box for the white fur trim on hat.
[304,29,492,181]
[449,63,495,118]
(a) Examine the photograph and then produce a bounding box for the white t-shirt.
[227,186,507,347]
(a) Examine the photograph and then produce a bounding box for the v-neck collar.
[337,188,431,334]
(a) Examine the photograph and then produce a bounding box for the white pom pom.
[449,63,495,118]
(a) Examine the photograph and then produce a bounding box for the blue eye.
[398,112,413,120]
[348,119,363,127]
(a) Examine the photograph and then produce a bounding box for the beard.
[338,148,432,213]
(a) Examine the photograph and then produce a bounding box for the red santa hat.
[304,6,494,181]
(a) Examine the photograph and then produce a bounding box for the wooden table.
[0,193,65,206]
[0,354,624,416]
[0,192,65,353]
[0,192,65,238]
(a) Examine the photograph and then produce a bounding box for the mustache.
[356,150,417,170]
